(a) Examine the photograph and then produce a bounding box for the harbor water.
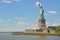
[0,33,60,40]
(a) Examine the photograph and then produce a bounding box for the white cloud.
[33,24,39,29]
[0,27,25,32]
[14,0,20,2]
[35,1,42,7]
[51,23,60,26]
[0,19,4,22]
[46,21,60,26]
[7,19,11,22]
[17,22,29,26]
[15,17,26,20]
[48,10,57,14]
[46,21,50,27]
[2,0,12,3]
[0,0,21,3]
[35,1,40,7]
[18,18,26,20]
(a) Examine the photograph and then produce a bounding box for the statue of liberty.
[36,1,47,32]
[36,1,44,19]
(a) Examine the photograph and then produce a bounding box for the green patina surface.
[40,5,44,19]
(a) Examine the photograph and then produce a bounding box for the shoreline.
[11,32,60,36]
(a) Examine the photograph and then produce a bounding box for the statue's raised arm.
[36,1,44,19]
[40,4,44,19]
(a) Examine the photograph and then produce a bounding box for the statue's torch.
[35,1,42,7]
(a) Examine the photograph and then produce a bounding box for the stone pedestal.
[37,19,47,32]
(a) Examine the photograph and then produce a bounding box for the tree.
[48,26,60,33]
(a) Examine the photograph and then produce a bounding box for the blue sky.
[0,0,60,32]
